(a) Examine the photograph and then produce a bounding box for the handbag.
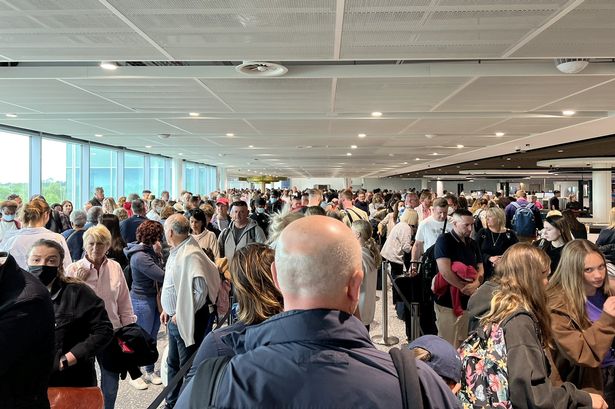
[48,387,103,409]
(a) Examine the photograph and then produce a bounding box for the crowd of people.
[1,185,615,409]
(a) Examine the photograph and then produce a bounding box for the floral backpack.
[457,312,530,408]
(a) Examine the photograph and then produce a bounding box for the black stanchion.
[372,260,400,346]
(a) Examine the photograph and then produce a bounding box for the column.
[171,158,183,201]
[421,178,428,190]
[592,163,612,223]
[436,180,444,197]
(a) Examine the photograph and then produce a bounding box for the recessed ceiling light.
[226,133,234,137]
[371,111,383,117]
[189,112,200,117]
[248,145,254,148]
[557,149,564,153]
[432,152,439,156]
[358,133,366,138]
[178,153,184,156]
[145,145,152,148]
[506,157,511,161]
[495,132,505,137]
[403,162,408,165]
[346,152,352,156]
[99,61,118,70]
[457,144,464,148]
[95,134,103,137]
[5,113,17,118]
[415,157,421,161]
[350,145,357,149]
[562,110,576,116]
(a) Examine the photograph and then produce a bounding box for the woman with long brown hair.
[547,240,615,408]
[460,243,604,409]
[185,243,283,382]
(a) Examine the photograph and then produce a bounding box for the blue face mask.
[270,198,277,204]
[256,207,265,214]
[3,214,14,222]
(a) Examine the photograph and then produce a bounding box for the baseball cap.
[408,335,462,383]
[216,197,229,206]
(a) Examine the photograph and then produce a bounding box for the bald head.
[164,213,190,247]
[273,215,363,313]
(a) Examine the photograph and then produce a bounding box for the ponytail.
[20,198,50,226]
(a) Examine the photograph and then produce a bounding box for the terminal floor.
[111,284,404,408]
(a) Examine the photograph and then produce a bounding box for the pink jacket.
[433,261,477,317]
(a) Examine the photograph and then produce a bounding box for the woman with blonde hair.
[184,243,283,382]
[102,197,117,214]
[475,206,518,281]
[380,208,418,278]
[266,208,304,248]
[460,243,604,409]
[0,198,72,271]
[66,224,136,409]
[546,240,615,408]
[351,220,381,330]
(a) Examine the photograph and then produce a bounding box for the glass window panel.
[150,156,165,196]
[184,162,196,193]
[124,152,144,196]
[0,131,29,200]
[42,138,81,205]
[89,146,117,199]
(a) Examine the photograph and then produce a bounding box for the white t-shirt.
[415,216,453,249]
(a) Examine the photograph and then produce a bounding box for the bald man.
[177,216,459,409]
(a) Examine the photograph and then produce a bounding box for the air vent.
[235,61,288,77]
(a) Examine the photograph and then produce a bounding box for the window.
[124,152,144,196]
[42,138,81,205]
[184,162,196,193]
[198,165,216,195]
[150,156,166,196]
[90,146,117,199]
[0,131,29,200]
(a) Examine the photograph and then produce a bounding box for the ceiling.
[1,0,615,179]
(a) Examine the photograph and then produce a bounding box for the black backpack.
[419,218,448,296]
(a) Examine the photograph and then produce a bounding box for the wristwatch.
[60,355,69,371]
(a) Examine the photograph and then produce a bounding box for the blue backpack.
[511,202,536,237]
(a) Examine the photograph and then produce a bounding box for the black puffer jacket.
[48,279,113,387]
[0,255,55,409]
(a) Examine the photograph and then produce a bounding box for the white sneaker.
[144,372,163,385]
[129,377,149,390]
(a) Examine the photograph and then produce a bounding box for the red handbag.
[48,387,104,409]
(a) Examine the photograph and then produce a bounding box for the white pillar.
[171,158,183,201]
[421,178,428,190]
[436,180,444,197]
[592,163,612,223]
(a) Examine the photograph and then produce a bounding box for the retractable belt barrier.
[372,260,400,346]
[388,262,424,343]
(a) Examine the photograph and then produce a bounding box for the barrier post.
[372,260,400,346]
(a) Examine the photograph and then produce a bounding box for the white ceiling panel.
[201,78,332,112]
[512,0,615,58]
[106,0,336,60]
[0,79,132,112]
[480,117,598,135]
[403,118,502,134]
[248,119,332,135]
[75,119,188,135]
[335,77,468,112]
[340,0,570,59]
[161,119,258,135]
[64,78,233,113]
[435,76,609,112]
[330,119,415,135]
[0,0,166,60]
[540,79,615,111]
[0,118,119,136]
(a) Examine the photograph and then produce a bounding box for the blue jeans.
[131,293,160,373]
[98,358,119,409]
[166,321,197,407]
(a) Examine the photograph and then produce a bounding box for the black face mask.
[28,265,58,286]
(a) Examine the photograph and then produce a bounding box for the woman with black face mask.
[27,239,113,388]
